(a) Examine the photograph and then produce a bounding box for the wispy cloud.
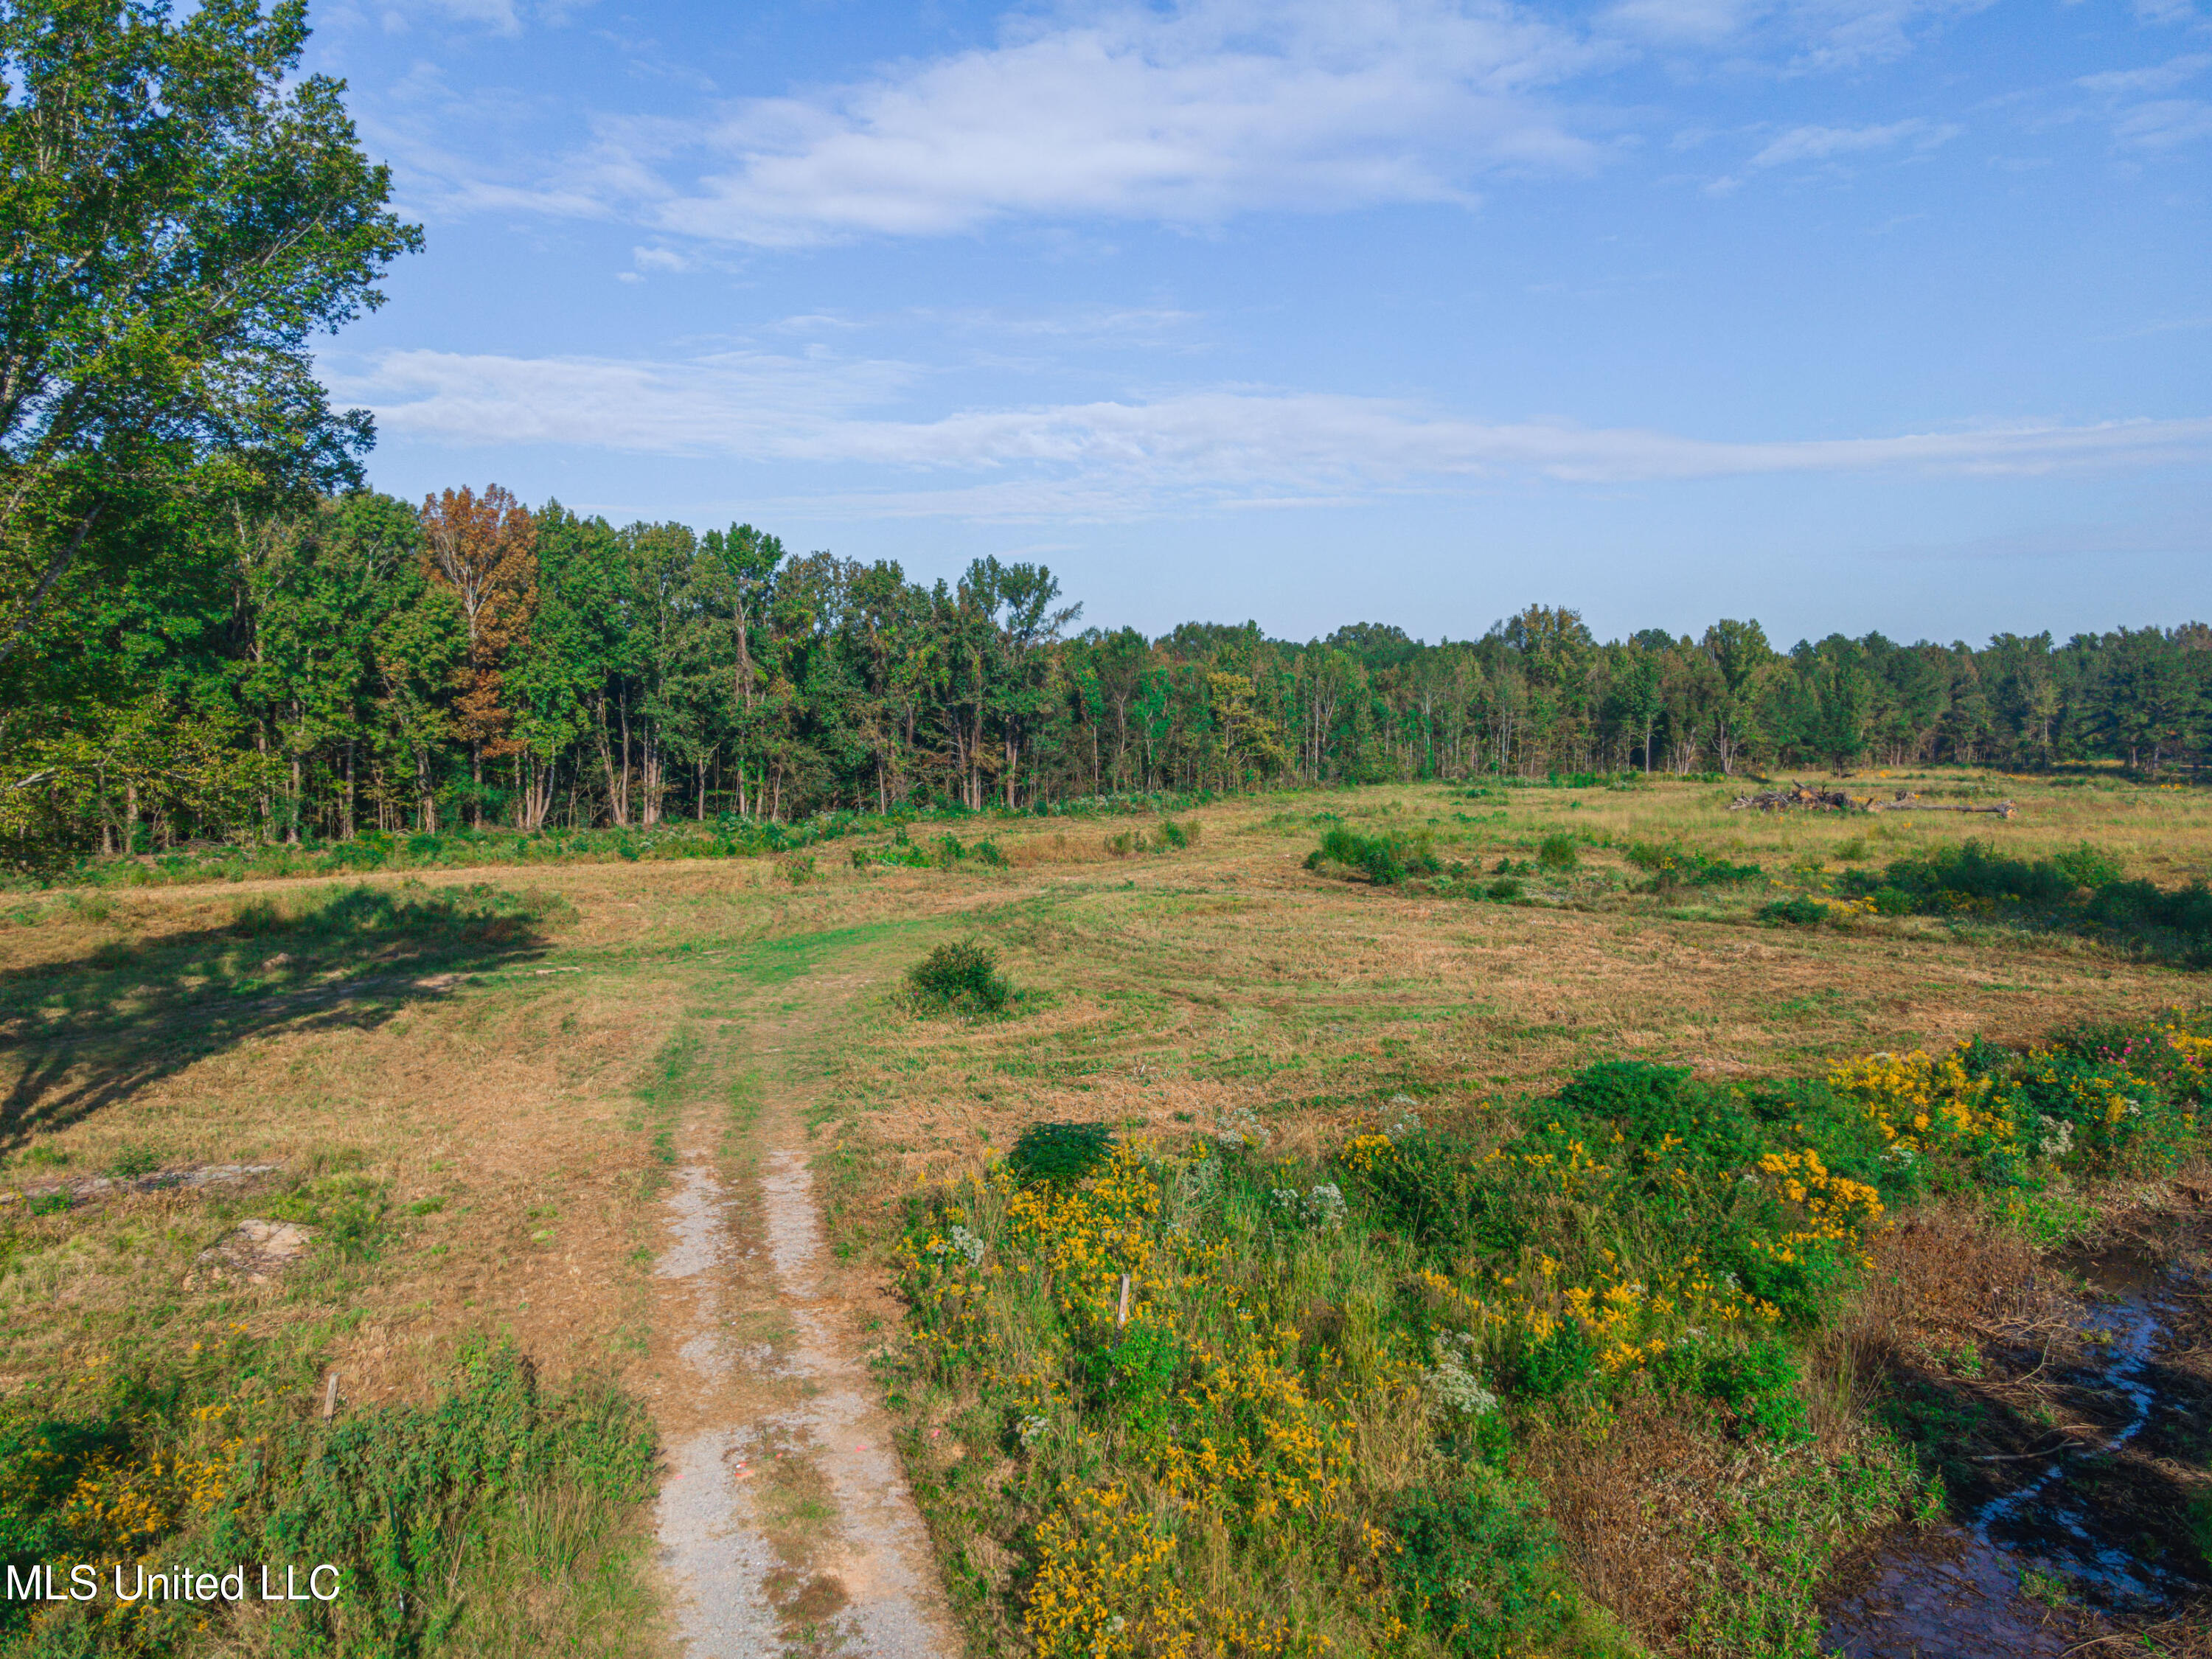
[2078,52,2212,95]
[2111,97,2212,146]
[357,0,2024,243]
[1603,0,1994,69]
[1749,116,1960,167]
[339,347,2212,519]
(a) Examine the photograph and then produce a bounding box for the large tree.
[0,0,418,669]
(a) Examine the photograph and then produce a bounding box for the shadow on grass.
[0,882,571,1153]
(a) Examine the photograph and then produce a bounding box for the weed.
[905,940,1014,1016]
[1390,1470,1569,1658]
[1537,834,1580,872]
[102,1145,161,1180]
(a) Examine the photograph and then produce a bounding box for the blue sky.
[305,0,2212,644]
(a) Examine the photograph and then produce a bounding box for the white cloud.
[417,0,521,34]
[608,0,1607,246]
[341,347,2212,519]
[1750,116,1959,166]
[1603,0,1994,68]
[2077,53,2212,95]
[2112,97,2212,145]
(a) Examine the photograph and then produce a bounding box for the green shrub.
[1659,1336,1812,1444]
[1536,834,1579,872]
[780,853,816,885]
[1309,826,1439,886]
[1759,897,1826,927]
[905,939,1012,1015]
[1006,1120,1115,1185]
[1484,877,1523,901]
[102,1144,160,1179]
[1388,1469,1569,1658]
[1838,838,2212,961]
[1625,841,1761,891]
[932,833,968,870]
[973,838,1007,867]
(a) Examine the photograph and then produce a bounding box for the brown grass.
[2,768,2208,1652]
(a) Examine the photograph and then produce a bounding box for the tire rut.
[650,975,961,1659]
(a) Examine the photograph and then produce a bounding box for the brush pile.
[1728,784,2017,818]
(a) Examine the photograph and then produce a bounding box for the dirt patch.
[3,1162,282,1208]
[189,1219,316,1287]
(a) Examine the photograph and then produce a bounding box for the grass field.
[2,768,2208,1657]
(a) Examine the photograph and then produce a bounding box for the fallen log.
[1866,796,2017,819]
[1727,784,2018,819]
[1727,784,1860,813]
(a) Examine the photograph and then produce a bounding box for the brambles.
[889,1010,2211,1659]
[0,1346,654,1649]
[1101,818,1201,859]
[903,939,1014,1015]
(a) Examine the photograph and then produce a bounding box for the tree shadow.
[0,883,566,1153]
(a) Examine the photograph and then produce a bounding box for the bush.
[1309,826,1439,886]
[905,939,1012,1015]
[1841,838,2212,961]
[1388,1470,1569,1658]
[779,853,816,885]
[1006,1120,1116,1186]
[1,1347,654,1649]
[1536,834,1579,872]
[1759,897,1826,927]
[1659,1336,1812,1444]
[1625,841,1761,891]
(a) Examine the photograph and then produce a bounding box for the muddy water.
[1823,1250,2206,1658]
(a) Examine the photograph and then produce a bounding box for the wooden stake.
[1116,1273,1131,1329]
[321,1372,340,1420]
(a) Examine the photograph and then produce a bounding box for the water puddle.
[1823,1245,2211,1658]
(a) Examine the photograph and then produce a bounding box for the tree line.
[5,6,2208,866]
[7,481,2209,860]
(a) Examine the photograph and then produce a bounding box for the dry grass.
[2,768,2207,1654]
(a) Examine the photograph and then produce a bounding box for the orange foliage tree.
[419,485,537,826]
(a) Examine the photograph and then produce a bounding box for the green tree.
[0,0,419,669]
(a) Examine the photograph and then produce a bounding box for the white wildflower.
[1422,1341,1498,1418]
